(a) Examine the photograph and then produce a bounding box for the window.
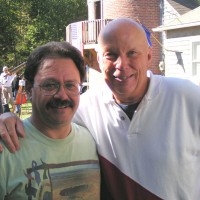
[192,41,200,76]
[95,0,101,19]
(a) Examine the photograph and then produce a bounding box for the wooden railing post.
[66,19,112,48]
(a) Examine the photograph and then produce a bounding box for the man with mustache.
[0,41,100,199]
[0,18,200,199]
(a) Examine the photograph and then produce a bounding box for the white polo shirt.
[73,73,200,200]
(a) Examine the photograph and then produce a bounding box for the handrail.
[66,19,112,47]
[10,62,26,72]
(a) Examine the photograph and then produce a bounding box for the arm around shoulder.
[0,112,25,153]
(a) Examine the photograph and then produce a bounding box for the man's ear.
[97,53,102,73]
[26,90,32,102]
[97,52,100,64]
[147,47,152,63]
[25,81,33,101]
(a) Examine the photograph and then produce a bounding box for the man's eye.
[42,84,57,91]
[64,83,76,90]
[127,51,136,57]
[104,53,117,60]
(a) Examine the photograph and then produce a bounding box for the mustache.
[47,99,74,108]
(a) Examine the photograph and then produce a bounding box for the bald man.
[1,18,200,200]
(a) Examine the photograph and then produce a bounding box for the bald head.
[98,18,149,49]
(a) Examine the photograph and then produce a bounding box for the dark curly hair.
[24,41,85,86]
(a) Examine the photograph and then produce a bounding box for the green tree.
[27,0,87,45]
[196,0,200,5]
[0,0,27,67]
[0,0,87,69]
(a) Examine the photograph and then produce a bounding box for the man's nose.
[114,56,129,70]
[54,85,69,99]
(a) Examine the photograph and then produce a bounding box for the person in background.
[12,72,21,113]
[0,66,15,112]
[0,67,3,114]
[0,81,3,114]
[0,18,200,200]
[0,41,100,199]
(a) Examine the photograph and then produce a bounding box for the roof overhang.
[153,21,200,32]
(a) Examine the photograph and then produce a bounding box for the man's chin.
[115,86,135,95]
[50,116,72,126]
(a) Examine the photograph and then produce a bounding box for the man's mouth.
[52,105,68,109]
[113,73,136,81]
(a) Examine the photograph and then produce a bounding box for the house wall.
[88,1,96,20]
[164,28,200,82]
[102,0,162,74]
[87,0,101,20]
[157,0,181,72]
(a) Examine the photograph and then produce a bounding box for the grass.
[8,101,32,120]
[19,101,32,119]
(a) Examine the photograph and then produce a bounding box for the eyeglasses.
[34,81,82,96]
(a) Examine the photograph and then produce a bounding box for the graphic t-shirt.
[0,119,100,199]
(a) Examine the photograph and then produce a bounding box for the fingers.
[0,112,25,153]
[0,126,17,153]
[0,144,3,152]
[16,119,25,138]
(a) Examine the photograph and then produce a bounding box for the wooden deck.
[66,19,112,50]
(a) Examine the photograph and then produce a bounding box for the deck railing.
[66,19,112,47]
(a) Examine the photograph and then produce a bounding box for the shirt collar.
[102,73,162,104]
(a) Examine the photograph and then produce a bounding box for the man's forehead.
[98,36,139,52]
[36,58,79,81]
[99,31,148,54]
[40,58,74,69]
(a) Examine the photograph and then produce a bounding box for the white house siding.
[164,32,200,82]
[67,22,83,52]
[165,38,191,78]
[160,0,182,70]
[87,0,96,20]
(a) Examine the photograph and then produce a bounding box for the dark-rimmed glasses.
[34,81,82,96]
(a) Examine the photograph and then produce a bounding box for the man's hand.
[0,112,25,153]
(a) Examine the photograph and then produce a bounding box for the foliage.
[195,0,200,5]
[0,0,87,69]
